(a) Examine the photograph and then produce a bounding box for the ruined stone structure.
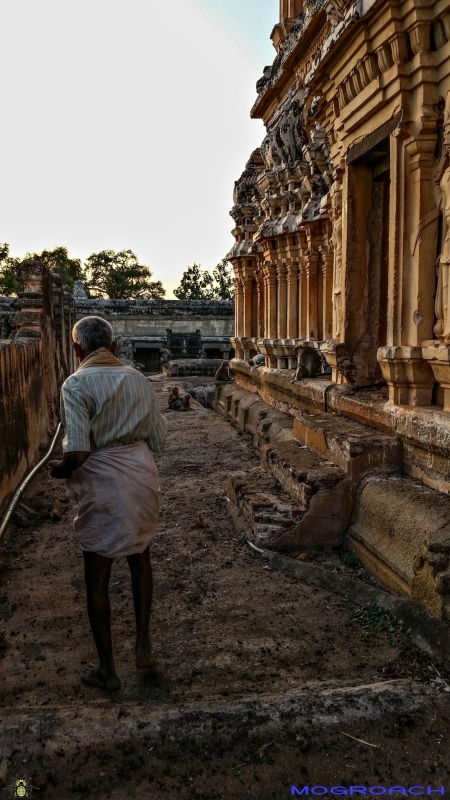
[221,0,450,620]
[0,262,76,512]
[74,284,234,372]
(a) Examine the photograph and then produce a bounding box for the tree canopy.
[25,246,83,293]
[174,259,233,301]
[0,243,234,302]
[211,258,234,301]
[83,250,165,299]
[0,244,21,296]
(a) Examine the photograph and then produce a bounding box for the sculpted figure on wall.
[261,97,308,169]
[435,92,450,340]
[330,171,343,339]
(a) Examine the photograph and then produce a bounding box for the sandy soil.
[0,377,449,798]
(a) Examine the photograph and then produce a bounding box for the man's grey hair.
[72,316,114,354]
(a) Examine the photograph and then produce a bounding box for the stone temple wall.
[73,290,235,369]
[221,0,450,620]
[0,262,76,513]
[74,295,235,337]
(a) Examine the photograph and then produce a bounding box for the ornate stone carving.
[434,91,450,341]
[330,171,343,339]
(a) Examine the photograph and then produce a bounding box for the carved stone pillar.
[298,260,307,339]
[321,250,334,341]
[242,277,253,338]
[378,122,439,405]
[405,132,438,346]
[257,274,265,338]
[287,260,299,339]
[267,263,278,339]
[329,169,344,341]
[234,278,244,338]
[305,249,319,340]
[277,263,288,339]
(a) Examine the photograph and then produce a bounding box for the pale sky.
[1,0,278,297]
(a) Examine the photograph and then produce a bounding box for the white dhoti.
[66,441,160,558]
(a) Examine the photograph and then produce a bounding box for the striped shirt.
[60,366,168,454]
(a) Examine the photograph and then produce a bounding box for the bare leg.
[127,548,156,669]
[82,551,121,691]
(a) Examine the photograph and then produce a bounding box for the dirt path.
[0,378,449,798]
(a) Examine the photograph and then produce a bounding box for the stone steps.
[261,441,344,508]
[223,385,403,550]
[227,469,305,549]
[293,412,402,475]
[228,443,349,549]
[220,382,450,621]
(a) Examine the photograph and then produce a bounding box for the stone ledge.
[349,476,450,620]
[231,359,333,415]
[233,367,450,489]
[0,680,430,760]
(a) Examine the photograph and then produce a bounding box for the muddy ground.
[0,376,449,798]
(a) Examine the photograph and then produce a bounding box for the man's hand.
[49,452,90,479]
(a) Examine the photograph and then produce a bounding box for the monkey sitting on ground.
[215,361,233,382]
[168,386,191,411]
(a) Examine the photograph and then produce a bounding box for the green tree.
[173,263,214,300]
[0,243,21,296]
[83,249,165,299]
[211,258,233,300]
[174,259,234,300]
[25,245,83,292]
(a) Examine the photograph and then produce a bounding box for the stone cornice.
[252,0,381,123]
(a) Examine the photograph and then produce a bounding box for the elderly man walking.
[50,316,167,691]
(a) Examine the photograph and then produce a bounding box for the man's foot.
[81,666,121,691]
[135,638,158,670]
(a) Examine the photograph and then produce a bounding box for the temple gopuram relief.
[220,0,450,620]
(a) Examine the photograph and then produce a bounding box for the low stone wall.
[0,262,75,513]
[74,297,234,338]
[0,339,48,510]
[162,359,223,378]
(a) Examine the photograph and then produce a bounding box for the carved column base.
[422,342,450,412]
[231,337,257,362]
[377,346,434,406]
[322,341,352,385]
[257,338,301,370]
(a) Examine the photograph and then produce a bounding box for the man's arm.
[52,379,92,478]
[145,381,168,454]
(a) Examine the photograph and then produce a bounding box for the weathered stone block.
[348,476,450,619]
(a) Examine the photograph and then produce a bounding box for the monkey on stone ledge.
[215,361,233,382]
[168,386,191,411]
